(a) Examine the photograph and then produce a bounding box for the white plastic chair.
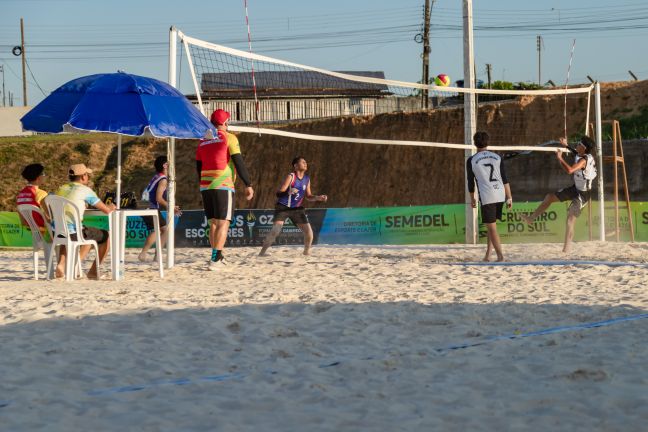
[17,204,53,280]
[43,195,100,281]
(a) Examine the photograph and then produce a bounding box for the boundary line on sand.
[72,313,648,397]
[447,260,648,268]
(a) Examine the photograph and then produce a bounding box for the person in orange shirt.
[16,163,49,231]
[196,109,254,270]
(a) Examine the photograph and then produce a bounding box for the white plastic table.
[119,209,164,279]
[85,209,119,280]
[86,209,164,280]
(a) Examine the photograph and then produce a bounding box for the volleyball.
[434,74,450,86]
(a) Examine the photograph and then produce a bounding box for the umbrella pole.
[167,137,176,269]
[114,134,123,280]
[116,135,122,210]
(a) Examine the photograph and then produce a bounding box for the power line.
[25,58,47,96]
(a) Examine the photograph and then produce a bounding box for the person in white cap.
[55,163,116,279]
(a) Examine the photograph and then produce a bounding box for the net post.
[585,89,591,136]
[182,37,205,117]
[595,82,605,242]
[167,26,178,269]
[463,0,477,244]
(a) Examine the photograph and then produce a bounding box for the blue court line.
[83,312,648,396]
[86,372,245,396]
[433,313,648,353]
[449,260,648,267]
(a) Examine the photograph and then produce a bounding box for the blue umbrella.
[21,72,214,138]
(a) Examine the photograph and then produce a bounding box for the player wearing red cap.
[196,109,254,270]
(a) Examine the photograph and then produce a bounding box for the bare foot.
[258,248,269,257]
[86,271,98,280]
[496,255,505,262]
[303,248,311,256]
[482,254,490,262]
[55,267,65,279]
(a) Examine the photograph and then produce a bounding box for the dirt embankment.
[2,80,647,211]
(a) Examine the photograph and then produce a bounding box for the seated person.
[55,164,116,279]
[16,163,49,233]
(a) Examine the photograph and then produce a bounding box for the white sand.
[1,242,647,431]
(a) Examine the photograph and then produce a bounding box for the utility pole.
[421,0,432,109]
[20,18,27,106]
[463,0,477,244]
[486,63,492,89]
[0,65,5,107]
[537,35,542,86]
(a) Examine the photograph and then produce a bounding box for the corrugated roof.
[201,71,389,97]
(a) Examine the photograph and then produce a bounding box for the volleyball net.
[172,28,595,154]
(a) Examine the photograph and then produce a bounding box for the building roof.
[200,71,390,98]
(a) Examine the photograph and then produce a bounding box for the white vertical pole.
[585,89,591,136]
[167,27,178,269]
[463,0,477,244]
[114,135,123,280]
[116,135,122,210]
[595,82,605,241]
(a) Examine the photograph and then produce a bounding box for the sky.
[1,0,648,107]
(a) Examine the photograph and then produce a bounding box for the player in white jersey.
[467,131,513,262]
[521,136,597,253]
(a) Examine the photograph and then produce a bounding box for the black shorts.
[68,227,109,244]
[143,209,167,231]
[274,204,309,225]
[201,189,234,221]
[481,202,504,224]
[555,185,590,217]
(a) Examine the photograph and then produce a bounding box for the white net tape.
[230,126,569,153]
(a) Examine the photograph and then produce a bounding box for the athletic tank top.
[573,154,596,191]
[144,173,167,209]
[277,173,310,208]
[468,151,506,205]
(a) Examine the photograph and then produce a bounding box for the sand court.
[1,242,647,430]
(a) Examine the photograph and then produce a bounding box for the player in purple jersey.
[259,157,327,256]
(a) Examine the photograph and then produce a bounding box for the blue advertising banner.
[175,209,327,248]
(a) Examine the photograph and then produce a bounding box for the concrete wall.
[0,107,33,136]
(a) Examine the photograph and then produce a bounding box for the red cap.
[210,109,230,125]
